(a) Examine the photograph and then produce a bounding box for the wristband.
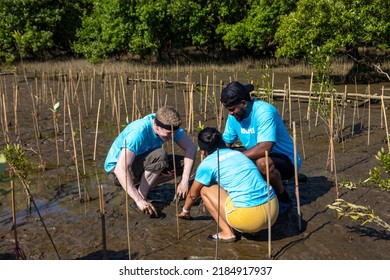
[182,207,190,213]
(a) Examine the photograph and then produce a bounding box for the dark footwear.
[298,173,308,183]
[278,198,293,217]
[207,234,236,243]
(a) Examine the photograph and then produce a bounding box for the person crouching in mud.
[104,106,196,216]
[178,127,279,242]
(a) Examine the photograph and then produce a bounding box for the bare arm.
[175,133,197,199]
[243,141,274,160]
[178,180,203,219]
[114,148,156,215]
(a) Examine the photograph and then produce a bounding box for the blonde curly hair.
[155,106,182,128]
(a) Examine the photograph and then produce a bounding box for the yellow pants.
[225,196,279,233]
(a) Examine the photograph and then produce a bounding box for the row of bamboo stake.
[1,68,389,259]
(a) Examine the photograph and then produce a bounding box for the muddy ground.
[0,62,390,260]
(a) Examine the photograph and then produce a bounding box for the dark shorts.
[269,153,295,180]
[113,148,184,187]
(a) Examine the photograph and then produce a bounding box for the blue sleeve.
[222,116,238,144]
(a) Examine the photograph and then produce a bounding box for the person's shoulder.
[253,99,276,112]
[127,114,153,132]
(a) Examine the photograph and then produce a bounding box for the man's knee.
[254,157,272,174]
[144,148,169,172]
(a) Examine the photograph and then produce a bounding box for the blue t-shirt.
[104,113,184,173]
[222,99,302,170]
[195,148,275,208]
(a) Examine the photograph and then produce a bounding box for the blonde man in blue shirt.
[104,106,196,216]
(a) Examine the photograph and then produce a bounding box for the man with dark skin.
[220,81,303,212]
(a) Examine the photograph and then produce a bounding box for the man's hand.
[136,199,157,216]
[174,180,189,201]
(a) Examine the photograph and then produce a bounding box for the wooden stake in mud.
[288,76,292,129]
[11,180,26,259]
[13,83,19,136]
[381,93,390,152]
[77,103,86,176]
[297,95,306,160]
[293,122,302,231]
[368,84,371,146]
[215,148,221,260]
[265,151,272,259]
[124,139,131,260]
[281,84,286,120]
[352,101,357,137]
[120,75,129,123]
[1,94,10,143]
[329,96,339,198]
[67,104,82,201]
[204,76,209,121]
[50,89,60,166]
[94,99,102,161]
[98,185,107,260]
[381,86,384,129]
[171,124,180,240]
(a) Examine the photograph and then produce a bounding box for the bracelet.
[182,207,190,213]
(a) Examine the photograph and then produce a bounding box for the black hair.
[198,127,226,154]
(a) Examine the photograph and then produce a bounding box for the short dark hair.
[198,127,226,154]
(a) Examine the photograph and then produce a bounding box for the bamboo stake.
[381,94,390,152]
[67,103,82,201]
[215,148,221,260]
[2,94,10,143]
[121,75,129,123]
[171,124,180,240]
[368,84,371,146]
[124,139,131,260]
[342,85,347,130]
[281,84,286,120]
[103,75,107,116]
[204,75,209,121]
[80,71,88,117]
[265,151,272,259]
[330,95,334,173]
[297,95,306,160]
[306,72,313,121]
[355,77,360,119]
[98,185,107,260]
[31,112,42,164]
[13,83,19,136]
[77,103,86,176]
[288,76,292,129]
[352,101,357,137]
[381,86,384,129]
[175,61,178,109]
[218,80,224,131]
[63,76,68,152]
[91,68,96,110]
[11,180,26,259]
[50,89,60,166]
[93,99,102,161]
[293,122,302,231]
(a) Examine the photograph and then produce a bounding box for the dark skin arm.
[242,141,274,160]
